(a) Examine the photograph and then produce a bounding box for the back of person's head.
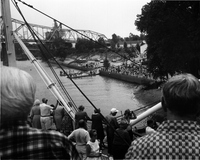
[78,119,86,128]
[162,73,200,117]
[89,129,97,138]
[78,105,84,111]
[119,119,128,129]
[1,66,36,124]
[34,99,40,106]
[94,108,100,113]
[42,98,48,104]
[124,109,131,117]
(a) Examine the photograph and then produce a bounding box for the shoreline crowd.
[101,62,156,81]
[1,66,200,159]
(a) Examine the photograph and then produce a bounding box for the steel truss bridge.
[1,18,108,43]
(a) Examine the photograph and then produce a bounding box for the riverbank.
[99,70,155,85]
[134,85,162,105]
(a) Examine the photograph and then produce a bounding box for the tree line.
[14,33,144,60]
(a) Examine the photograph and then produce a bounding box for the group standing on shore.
[101,61,155,80]
[1,66,200,159]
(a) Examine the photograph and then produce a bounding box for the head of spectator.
[162,73,200,121]
[33,99,40,106]
[94,108,100,113]
[78,105,85,111]
[42,98,48,104]
[1,66,36,126]
[119,119,128,129]
[110,108,119,116]
[78,119,87,129]
[124,109,132,119]
[89,129,98,142]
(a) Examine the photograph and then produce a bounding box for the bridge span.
[1,17,108,43]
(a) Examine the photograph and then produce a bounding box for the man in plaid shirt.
[0,66,80,159]
[125,73,200,159]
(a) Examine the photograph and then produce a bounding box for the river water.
[17,60,143,117]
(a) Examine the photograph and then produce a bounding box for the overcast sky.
[10,0,150,39]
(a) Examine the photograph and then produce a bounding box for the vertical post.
[1,0,16,67]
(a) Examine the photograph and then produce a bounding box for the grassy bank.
[134,87,162,105]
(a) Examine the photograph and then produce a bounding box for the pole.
[130,102,162,126]
[1,0,16,67]
[14,32,75,120]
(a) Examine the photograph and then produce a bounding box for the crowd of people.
[101,62,154,80]
[1,66,200,159]
[28,98,74,135]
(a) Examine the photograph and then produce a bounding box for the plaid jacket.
[125,120,200,160]
[0,122,80,159]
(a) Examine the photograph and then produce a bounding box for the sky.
[10,0,150,39]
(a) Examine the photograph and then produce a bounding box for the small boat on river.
[60,70,99,79]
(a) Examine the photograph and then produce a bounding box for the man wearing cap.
[105,108,119,156]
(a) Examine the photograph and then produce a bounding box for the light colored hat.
[34,99,40,106]
[111,108,119,113]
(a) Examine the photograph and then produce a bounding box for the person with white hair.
[29,99,42,129]
[126,73,200,159]
[0,66,80,159]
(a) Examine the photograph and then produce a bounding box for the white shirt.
[68,128,90,146]
[40,103,53,116]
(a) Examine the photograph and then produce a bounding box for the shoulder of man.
[125,134,157,159]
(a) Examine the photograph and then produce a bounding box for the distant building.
[117,40,143,48]
[140,41,147,59]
